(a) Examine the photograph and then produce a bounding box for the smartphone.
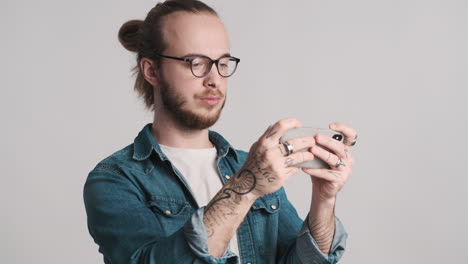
[280,127,344,169]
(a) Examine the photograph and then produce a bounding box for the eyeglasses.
[156,54,240,78]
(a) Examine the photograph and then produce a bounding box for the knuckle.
[257,138,268,147]
[304,152,314,161]
[278,120,287,128]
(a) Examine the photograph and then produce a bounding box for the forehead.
[161,11,230,58]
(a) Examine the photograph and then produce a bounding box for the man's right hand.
[241,118,316,198]
[203,118,316,258]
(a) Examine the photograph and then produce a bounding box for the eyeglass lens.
[191,57,238,77]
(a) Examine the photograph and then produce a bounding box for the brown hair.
[118,0,218,111]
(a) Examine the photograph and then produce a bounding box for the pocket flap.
[251,193,281,213]
[147,196,190,216]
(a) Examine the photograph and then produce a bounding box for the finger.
[280,136,315,155]
[343,147,356,164]
[261,125,273,138]
[283,151,315,167]
[285,167,300,177]
[314,133,347,160]
[263,118,302,142]
[302,168,344,181]
[329,122,357,143]
[310,145,344,169]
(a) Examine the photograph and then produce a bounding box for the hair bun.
[118,20,143,52]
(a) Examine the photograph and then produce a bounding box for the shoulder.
[87,142,155,180]
[91,144,134,174]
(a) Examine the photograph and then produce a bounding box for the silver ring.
[335,159,346,168]
[344,134,358,146]
[282,141,294,156]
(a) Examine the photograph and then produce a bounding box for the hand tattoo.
[285,158,294,166]
[328,170,341,178]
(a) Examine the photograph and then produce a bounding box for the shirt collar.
[132,123,239,162]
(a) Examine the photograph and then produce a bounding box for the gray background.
[2,0,467,263]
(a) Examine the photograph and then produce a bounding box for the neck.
[151,112,214,149]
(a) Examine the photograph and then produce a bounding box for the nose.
[203,63,221,88]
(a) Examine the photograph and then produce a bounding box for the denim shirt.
[83,124,347,264]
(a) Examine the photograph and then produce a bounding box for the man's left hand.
[302,122,357,201]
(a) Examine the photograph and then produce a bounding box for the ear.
[140,57,159,86]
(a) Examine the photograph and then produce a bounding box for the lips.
[200,96,221,106]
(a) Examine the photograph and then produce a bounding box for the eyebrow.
[182,52,232,59]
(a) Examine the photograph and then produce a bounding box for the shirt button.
[270,205,277,210]
[165,210,172,215]
[225,175,231,180]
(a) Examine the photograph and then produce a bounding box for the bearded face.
[158,71,226,130]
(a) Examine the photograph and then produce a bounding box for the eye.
[219,58,231,68]
[191,57,206,67]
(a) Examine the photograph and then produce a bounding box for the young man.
[84,1,357,263]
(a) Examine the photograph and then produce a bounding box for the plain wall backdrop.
[2,0,467,263]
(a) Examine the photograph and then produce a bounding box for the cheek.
[163,69,201,92]
[162,63,195,82]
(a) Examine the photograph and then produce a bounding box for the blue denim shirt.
[83,124,347,264]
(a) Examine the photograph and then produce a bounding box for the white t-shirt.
[160,144,240,258]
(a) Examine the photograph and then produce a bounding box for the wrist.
[244,191,260,203]
[312,194,336,206]
[310,193,336,220]
[223,175,259,203]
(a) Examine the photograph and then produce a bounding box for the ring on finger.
[282,141,294,156]
[335,159,346,168]
[344,134,358,146]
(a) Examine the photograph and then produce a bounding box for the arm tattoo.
[204,169,257,237]
[206,169,256,210]
[308,220,334,254]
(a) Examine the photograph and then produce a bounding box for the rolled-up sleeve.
[184,207,238,263]
[275,188,348,264]
[296,216,347,264]
[84,167,238,264]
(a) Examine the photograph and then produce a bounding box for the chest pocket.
[250,193,281,257]
[147,196,192,236]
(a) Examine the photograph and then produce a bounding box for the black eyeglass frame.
[155,54,240,78]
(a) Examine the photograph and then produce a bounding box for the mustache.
[196,89,225,98]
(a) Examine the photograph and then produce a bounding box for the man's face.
[156,12,230,130]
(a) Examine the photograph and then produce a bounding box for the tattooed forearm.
[309,221,334,254]
[308,215,335,254]
[206,169,256,210]
[204,169,258,240]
